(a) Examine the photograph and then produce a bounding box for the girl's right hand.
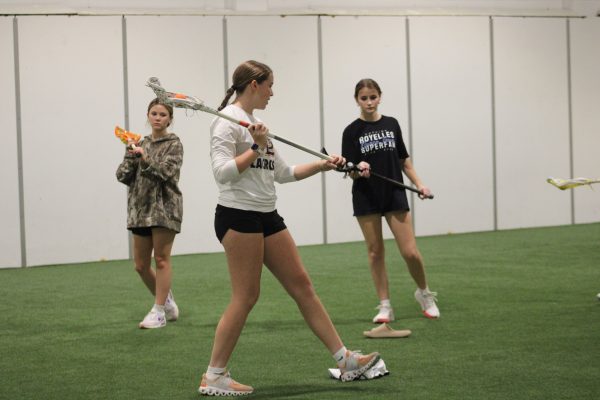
[248,123,269,150]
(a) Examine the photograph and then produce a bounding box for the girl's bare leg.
[263,229,343,353]
[208,230,264,368]
[357,214,390,301]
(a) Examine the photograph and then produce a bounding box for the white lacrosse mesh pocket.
[547,177,599,190]
[328,358,389,380]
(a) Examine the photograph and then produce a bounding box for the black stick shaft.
[369,171,434,199]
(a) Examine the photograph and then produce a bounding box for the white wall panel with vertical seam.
[409,16,494,236]
[493,17,571,229]
[18,16,127,266]
[0,17,22,268]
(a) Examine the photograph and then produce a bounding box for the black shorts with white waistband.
[214,204,287,242]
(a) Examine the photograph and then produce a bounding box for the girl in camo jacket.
[116,98,183,329]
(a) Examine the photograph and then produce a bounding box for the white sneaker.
[414,288,440,319]
[165,291,179,322]
[372,304,395,323]
[339,350,381,382]
[198,371,253,396]
[139,306,166,329]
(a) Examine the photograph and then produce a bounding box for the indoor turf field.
[1,223,599,400]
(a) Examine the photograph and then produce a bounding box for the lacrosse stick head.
[146,77,169,102]
[168,92,206,110]
[547,177,598,190]
[115,126,141,145]
[146,76,206,111]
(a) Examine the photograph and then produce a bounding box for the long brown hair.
[218,60,273,111]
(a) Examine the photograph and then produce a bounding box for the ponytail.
[218,86,236,111]
[218,60,272,111]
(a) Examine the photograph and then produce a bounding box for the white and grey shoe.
[198,371,253,396]
[372,304,395,323]
[139,306,166,329]
[415,288,440,319]
[165,291,179,322]
[339,351,381,382]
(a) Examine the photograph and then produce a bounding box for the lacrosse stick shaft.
[206,107,332,161]
[147,77,333,162]
[321,147,434,199]
[368,170,434,199]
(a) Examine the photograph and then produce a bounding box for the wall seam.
[317,16,328,244]
[121,15,133,259]
[489,16,498,231]
[222,16,229,91]
[566,18,575,224]
[405,17,415,230]
[13,16,26,267]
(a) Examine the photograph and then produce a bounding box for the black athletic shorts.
[353,185,410,216]
[130,227,153,236]
[214,204,287,242]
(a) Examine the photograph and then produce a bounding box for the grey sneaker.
[198,371,253,396]
[415,288,440,319]
[339,350,381,382]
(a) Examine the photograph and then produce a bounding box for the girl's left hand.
[128,145,144,157]
[417,186,432,200]
[321,154,346,171]
[127,139,144,159]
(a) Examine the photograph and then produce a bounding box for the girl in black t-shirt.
[341,78,440,322]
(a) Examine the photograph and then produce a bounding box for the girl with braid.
[198,61,380,396]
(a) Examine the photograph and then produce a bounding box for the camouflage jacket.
[116,133,183,233]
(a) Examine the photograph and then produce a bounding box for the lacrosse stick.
[115,126,142,156]
[146,77,333,162]
[321,148,434,199]
[547,177,600,190]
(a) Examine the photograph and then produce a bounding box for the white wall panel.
[0,17,21,268]
[321,16,409,244]
[410,16,494,236]
[226,16,323,245]
[125,16,224,255]
[493,18,571,229]
[18,16,127,266]
[570,18,600,224]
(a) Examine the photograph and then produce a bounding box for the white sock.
[380,299,391,308]
[333,346,348,368]
[206,366,226,380]
[153,304,165,313]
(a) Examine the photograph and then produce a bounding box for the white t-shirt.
[210,104,296,212]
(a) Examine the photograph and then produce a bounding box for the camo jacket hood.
[116,133,183,233]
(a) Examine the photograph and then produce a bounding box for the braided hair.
[218,60,273,111]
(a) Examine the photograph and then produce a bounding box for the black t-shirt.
[341,115,410,216]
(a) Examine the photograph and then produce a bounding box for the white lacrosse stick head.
[146,76,205,111]
[547,177,598,190]
[168,94,205,110]
[146,76,167,101]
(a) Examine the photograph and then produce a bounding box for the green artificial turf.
[1,223,599,399]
